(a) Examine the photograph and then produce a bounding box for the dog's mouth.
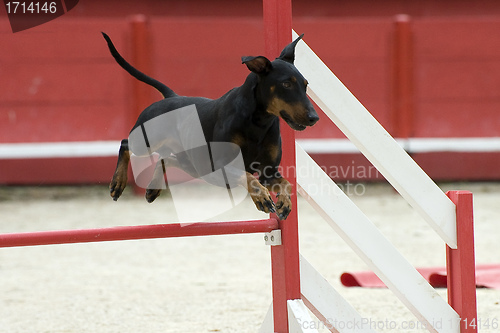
[279,111,307,131]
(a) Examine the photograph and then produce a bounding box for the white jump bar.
[0,140,120,159]
[1,137,500,160]
[298,137,500,154]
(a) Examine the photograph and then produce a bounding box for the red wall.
[0,20,129,143]
[58,0,500,18]
[413,19,500,138]
[1,1,500,184]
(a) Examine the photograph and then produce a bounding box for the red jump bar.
[0,218,279,248]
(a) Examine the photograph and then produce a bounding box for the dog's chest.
[238,130,281,170]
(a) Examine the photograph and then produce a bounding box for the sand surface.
[0,183,499,332]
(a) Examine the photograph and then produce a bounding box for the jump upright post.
[263,0,302,332]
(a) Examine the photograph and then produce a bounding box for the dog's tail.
[101,32,177,99]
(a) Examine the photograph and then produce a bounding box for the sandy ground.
[0,182,499,333]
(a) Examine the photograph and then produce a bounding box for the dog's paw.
[145,189,162,203]
[275,192,292,220]
[250,184,276,214]
[109,175,127,201]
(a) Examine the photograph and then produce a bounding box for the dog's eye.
[282,81,292,89]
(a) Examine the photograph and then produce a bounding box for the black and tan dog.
[102,33,318,220]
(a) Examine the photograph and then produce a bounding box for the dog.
[102,32,318,220]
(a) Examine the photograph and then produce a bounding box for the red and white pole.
[263,1,301,332]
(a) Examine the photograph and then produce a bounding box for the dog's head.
[242,34,319,131]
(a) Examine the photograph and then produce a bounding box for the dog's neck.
[222,73,279,144]
[251,106,278,129]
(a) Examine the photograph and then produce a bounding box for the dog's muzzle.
[280,109,318,131]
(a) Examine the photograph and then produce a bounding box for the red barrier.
[0,219,278,248]
[446,191,478,333]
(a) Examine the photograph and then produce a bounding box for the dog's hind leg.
[145,159,167,203]
[110,139,131,201]
[145,154,201,203]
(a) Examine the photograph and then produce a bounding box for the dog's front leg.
[245,172,276,214]
[265,177,292,220]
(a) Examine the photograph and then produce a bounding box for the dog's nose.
[307,112,319,126]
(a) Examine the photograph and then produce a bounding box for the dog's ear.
[242,56,273,75]
[277,34,304,64]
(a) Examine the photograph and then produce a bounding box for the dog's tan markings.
[267,143,280,163]
[109,149,131,200]
[291,104,310,123]
[270,85,276,94]
[290,76,297,83]
[267,96,290,117]
[231,133,245,148]
[304,79,308,86]
[267,96,309,124]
